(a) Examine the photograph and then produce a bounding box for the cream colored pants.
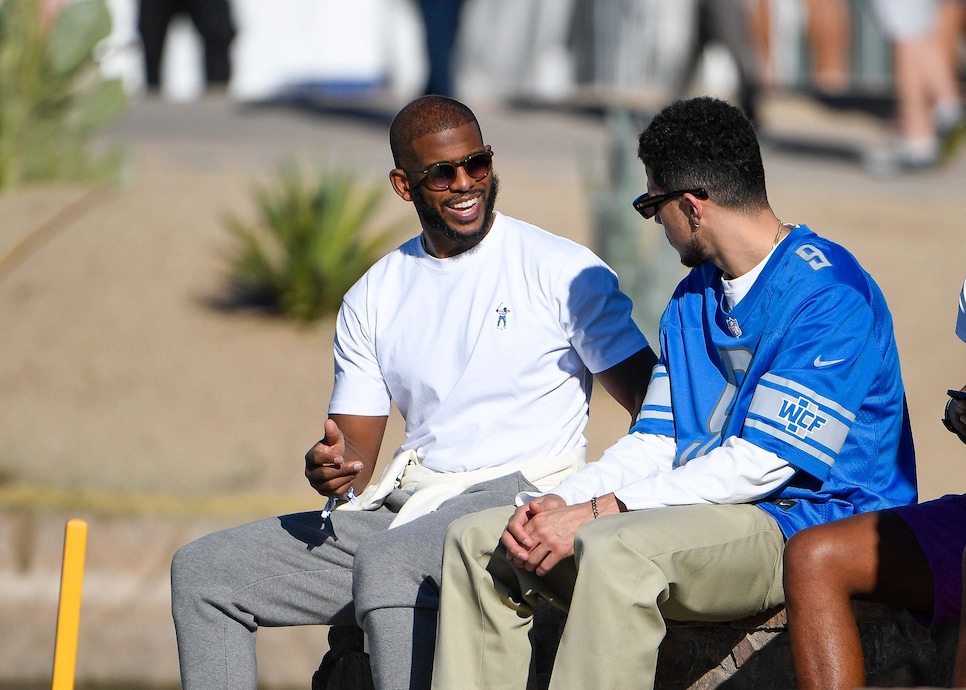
[432,502,786,690]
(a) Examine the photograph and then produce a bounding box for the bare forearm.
[334,426,377,487]
[595,346,658,422]
[330,413,386,489]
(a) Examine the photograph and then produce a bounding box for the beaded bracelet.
[591,496,599,519]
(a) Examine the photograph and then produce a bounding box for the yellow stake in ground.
[52,518,87,690]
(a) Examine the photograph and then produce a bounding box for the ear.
[684,191,704,224]
[390,169,413,202]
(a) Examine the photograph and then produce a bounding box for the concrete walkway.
[1,91,965,687]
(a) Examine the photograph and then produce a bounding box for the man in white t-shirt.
[170,95,656,690]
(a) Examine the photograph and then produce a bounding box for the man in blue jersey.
[431,96,917,690]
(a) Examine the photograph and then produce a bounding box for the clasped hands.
[502,493,613,577]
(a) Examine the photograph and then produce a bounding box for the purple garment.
[891,493,966,626]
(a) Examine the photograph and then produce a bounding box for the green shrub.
[223,162,403,322]
[0,0,128,190]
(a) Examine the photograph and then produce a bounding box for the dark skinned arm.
[593,346,659,424]
[304,413,388,498]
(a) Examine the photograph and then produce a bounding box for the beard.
[412,175,500,248]
[679,231,709,268]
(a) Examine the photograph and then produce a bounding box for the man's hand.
[304,418,364,498]
[948,387,966,440]
[951,401,966,437]
[501,494,596,577]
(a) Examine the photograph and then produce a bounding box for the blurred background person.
[865,0,966,172]
[940,0,966,77]
[138,0,236,94]
[416,0,466,97]
[803,0,853,96]
[748,0,778,90]
[669,0,762,127]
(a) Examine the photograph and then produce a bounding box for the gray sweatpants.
[170,472,536,690]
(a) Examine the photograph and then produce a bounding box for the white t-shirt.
[328,212,648,473]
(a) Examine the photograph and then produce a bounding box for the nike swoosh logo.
[814,356,845,367]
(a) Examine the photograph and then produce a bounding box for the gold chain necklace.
[773,219,785,248]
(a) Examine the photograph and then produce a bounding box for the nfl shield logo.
[726,316,742,337]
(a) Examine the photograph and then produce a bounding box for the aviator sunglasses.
[632,187,709,219]
[406,148,494,191]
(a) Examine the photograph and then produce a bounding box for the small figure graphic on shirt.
[495,304,510,330]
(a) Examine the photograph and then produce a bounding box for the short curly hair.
[637,97,768,213]
[389,95,482,170]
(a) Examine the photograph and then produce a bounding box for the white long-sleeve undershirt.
[517,432,796,511]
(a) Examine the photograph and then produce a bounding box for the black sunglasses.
[406,148,494,191]
[632,188,709,219]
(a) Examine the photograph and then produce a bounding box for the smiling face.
[390,122,499,258]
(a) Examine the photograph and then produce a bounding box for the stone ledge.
[312,602,959,689]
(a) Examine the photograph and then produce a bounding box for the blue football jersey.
[632,224,917,536]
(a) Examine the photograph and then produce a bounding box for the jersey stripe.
[636,365,671,424]
[748,373,854,466]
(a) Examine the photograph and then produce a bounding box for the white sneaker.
[862,141,939,175]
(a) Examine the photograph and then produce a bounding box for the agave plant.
[224,162,403,322]
[0,0,128,190]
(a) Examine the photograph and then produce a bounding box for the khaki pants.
[433,503,786,690]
